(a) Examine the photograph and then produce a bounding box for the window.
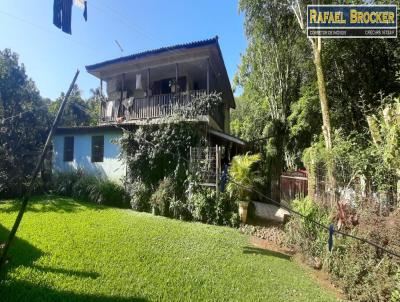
[63,136,74,162]
[91,136,104,162]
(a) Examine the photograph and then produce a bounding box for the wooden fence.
[280,171,308,202]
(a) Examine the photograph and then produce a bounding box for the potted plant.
[227,153,262,223]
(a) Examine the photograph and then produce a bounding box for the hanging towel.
[73,0,88,21]
[136,74,142,90]
[106,101,114,117]
[53,0,73,34]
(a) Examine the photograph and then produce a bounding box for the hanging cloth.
[106,101,114,117]
[74,0,88,21]
[53,0,73,34]
[136,74,142,90]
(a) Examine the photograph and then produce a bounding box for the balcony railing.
[101,89,208,122]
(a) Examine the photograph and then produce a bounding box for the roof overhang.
[208,129,246,146]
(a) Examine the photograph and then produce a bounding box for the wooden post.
[99,79,103,124]
[147,68,150,96]
[215,145,220,195]
[0,70,80,270]
[175,63,179,93]
[206,58,210,93]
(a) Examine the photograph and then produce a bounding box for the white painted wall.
[53,130,126,183]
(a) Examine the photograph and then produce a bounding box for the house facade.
[52,37,245,183]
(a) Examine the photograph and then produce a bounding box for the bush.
[88,180,129,208]
[285,197,330,257]
[52,170,82,196]
[187,189,239,227]
[150,178,174,216]
[52,171,129,208]
[71,174,98,201]
[169,197,191,220]
[188,190,216,223]
[128,180,152,212]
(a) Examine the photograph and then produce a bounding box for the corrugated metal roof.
[86,36,219,71]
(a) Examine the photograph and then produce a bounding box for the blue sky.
[0,1,247,100]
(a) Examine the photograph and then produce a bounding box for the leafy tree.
[0,49,50,196]
[236,0,310,198]
[49,85,98,127]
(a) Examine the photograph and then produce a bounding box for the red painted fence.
[280,170,308,202]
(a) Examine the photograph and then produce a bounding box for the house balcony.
[100,89,225,130]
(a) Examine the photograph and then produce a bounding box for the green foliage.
[328,239,398,302]
[120,122,201,192]
[0,49,51,196]
[52,171,128,208]
[391,269,400,302]
[128,180,152,212]
[285,197,330,257]
[188,190,216,223]
[0,197,337,301]
[227,153,262,201]
[88,180,128,208]
[150,177,175,216]
[286,197,400,301]
[48,85,99,127]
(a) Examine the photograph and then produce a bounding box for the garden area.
[0,196,338,302]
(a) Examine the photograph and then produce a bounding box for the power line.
[91,1,191,58]
[0,10,98,55]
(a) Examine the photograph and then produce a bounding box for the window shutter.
[63,136,74,162]
[91,136,104,162]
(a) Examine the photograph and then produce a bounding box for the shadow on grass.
[0,195,106,214]
[0,225,137,301]
[242,246,292,260]
[31,265,100,279]
[0,280,148,302]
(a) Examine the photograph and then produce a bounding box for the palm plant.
[227,153,262,201]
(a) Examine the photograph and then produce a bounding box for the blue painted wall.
[53,130,126,183]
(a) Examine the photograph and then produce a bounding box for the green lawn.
[0,196,337,302]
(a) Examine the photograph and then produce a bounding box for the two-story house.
[52,37,245,183]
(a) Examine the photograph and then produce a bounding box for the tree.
[237,0,309,199]
[0,49,51,196]
[49,85,97,127]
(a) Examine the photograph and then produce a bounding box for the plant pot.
[239,201,250,224]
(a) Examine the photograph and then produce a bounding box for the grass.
[0,196,338,301]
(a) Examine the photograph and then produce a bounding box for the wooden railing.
[101,89,209,122]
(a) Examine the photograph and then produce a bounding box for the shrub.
[169,197,191,220]
[187,189,239,227]
[285,197,330,257]
[71,175,98,201]
[52,170,82,196]
[128,180,152,212]
[150,178,174,216]
[88,180,128,208]
[52,171,129,208]
[188,189,216,223]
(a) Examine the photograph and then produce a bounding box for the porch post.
[99,78,103,123]
[147,68,150,96]
[206,58,210,93]
[175,63,179,92]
